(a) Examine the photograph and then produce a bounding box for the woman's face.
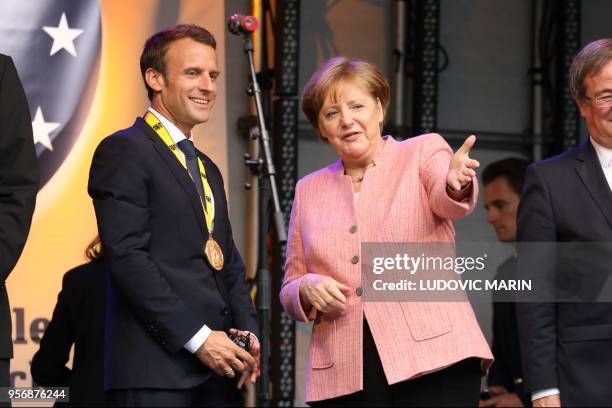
[317,81,384,166]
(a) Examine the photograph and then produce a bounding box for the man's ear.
[145,68,165,93]
[575,97,588,118]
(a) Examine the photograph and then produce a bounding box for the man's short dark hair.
[482,158,530,195]
[140,24,216,100]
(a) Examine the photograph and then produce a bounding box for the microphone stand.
[240,33,287,407]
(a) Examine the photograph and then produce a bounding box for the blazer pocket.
[310,318,336,369]
[400,302,452,341]
[561,324,612,343]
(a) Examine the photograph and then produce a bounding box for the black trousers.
[0,359,10,407]
[107,373,243,407]
[310,319,481,407]
[0,359,8,387]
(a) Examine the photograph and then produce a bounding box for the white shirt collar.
[147,107,191,145]
[590,136,612,169]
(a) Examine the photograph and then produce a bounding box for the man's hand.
[195,330,256,379]
[479,391,524,407]
[299,274,350,315]
[228,328,261,389]
[447,134,479,191]
[533,394,561,407]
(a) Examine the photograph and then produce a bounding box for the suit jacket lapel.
[134,118,207,238]
[575,138,612,229]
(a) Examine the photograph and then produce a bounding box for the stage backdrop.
[0,0,230,387]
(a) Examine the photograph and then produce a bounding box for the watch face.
[0,0,101,190]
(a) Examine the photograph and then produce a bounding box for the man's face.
[576,59,612,148]
[148,38,219,134]
[484,176,520,242]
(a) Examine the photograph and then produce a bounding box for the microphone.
[228,14,259,36]
[237,114,259,139]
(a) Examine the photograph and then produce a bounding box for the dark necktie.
[177,139,206,209]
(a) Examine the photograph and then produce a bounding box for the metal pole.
[245,44,287,242]
[240,35,287,407]
[393,0,407,131]
[531,0,544,161]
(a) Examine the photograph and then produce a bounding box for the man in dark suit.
[481,158,530,408]
[0,54,38,390]
[88,25,259,406]
[517,39,612,407]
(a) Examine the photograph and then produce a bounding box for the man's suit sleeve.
[516,164,559,394]
[0,55,38,281]
[88,136,202,352]
[279,180,317,323]
[213,167,258,336]
[31,271,75,386]
[221,229,258,336]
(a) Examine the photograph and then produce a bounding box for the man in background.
[0,54,38,395]
[480,158,530,408]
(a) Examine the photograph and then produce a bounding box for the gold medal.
[204,238,224,271]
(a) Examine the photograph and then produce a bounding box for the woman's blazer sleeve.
[280,181,316,323]
[419,133,478,220]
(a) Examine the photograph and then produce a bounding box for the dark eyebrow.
[322,104,338,111]
[181,68,221,78]
[484,199,507,208]
[322,98,363,111]
[183,67,202,74]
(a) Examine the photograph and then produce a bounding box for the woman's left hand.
[447,134,480,191]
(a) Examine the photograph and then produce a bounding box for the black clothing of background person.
[31,258,106,407]
[488,256,529,406]
[0,53,38,386]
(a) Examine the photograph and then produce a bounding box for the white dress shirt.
[591,136,612,190]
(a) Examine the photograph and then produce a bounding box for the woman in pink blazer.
[280,57,493,406]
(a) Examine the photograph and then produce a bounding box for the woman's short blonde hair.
[301,57,390,138]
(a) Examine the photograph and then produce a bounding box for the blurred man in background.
[481,158,530,407]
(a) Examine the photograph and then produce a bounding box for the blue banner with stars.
[0,0,101,189]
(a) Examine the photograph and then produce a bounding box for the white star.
[43,13,84,57]
[32,107,60,151]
